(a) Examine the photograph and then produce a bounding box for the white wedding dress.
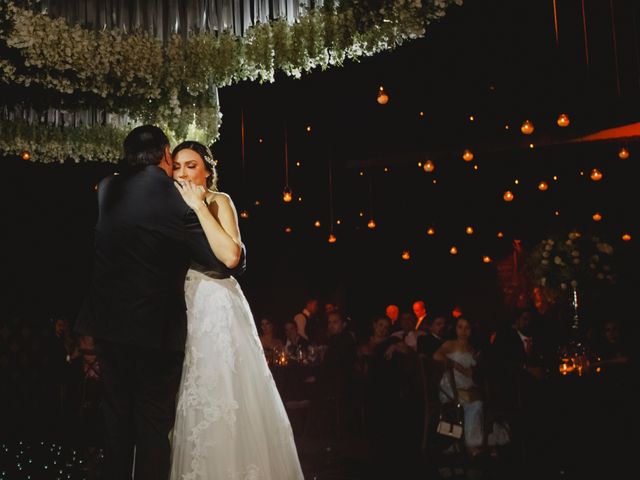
[170,269,304,480]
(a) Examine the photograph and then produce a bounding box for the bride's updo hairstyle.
[172,141,218,191]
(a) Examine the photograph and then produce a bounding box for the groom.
[76,125,245,479]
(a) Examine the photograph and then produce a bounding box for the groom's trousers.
[96,339,184,480]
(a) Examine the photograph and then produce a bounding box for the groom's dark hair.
[122,125,170,170]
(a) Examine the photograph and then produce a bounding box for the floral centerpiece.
[529,232,616,376]
[528,231,615,295]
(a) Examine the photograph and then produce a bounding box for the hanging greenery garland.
[0,0,462,162]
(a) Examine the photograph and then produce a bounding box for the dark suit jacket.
[75,166,245,351]
[416,332,443,358]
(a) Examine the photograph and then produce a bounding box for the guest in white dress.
[433,317,484,456]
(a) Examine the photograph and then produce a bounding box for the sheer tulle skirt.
[170,270,304,480]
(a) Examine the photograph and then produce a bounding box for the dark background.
[2,0,638,338]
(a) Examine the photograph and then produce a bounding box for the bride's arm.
[176,181,243,269]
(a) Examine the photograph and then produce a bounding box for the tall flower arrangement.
[528,232,616,295]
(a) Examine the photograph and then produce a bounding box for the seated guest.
[491,308,546,382]
[591,319,632,386]
[594,319,631,366]
[413,300,428,331]
[391,312,425,352]
[434,317,485,457]
[417,315,447,357]
[319,312,357,397]
[489,308,549,459]
[259,317,284,351]
[284,319,310,357]
[293,297,320,342]
[385,304,400,332]
[359,317,392,358]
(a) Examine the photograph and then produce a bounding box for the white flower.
[554,256,563,265]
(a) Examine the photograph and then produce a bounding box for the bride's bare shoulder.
[206,191,233,205]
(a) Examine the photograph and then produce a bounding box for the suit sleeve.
[182,207,247,277]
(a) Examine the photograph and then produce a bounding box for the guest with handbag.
[433,317,484,457]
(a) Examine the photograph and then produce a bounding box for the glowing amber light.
[418,162,422,167]
[503,190,514,202]
[520,120,534,135]
[553,175,558,181]
[618,147,630,159]
[377,86,389,105]
[466,226,474,235]
[473,165,479,171]
[367,219,377,229]
[297,196,303,202]
[359,171,364,176]
[359,212,364,217]
[529,143,535,149]
[555,210,560,216]
[427,227,435,236]
[306,126,312,132]
[592,212,602,222]
[469,115,475,122]
[419,111,425,117]
[504,124,510,130]
[258,138,264,144]
[538,181,548,191]
[401,250,411,260]
[514,179,519,185]
[21,150,30,161]
[328,233,337,243]
[462,149,474,162]
[239,210,249,219]
[314,220,321,228]
[384,167,389,172]
[423,160,435,172]
[557,114,570,127]
[450,246,458,255]
[295,161,301,167]
[482,256,492,264]
[254,200,261,206]
[622,233,631,242]
[336,219,342,225]
[284,227,292,233]
[93,184,98,191]
[283,187,293,202]
[590,169,603,181]
[432,179,437,184]
[497,232,504,238]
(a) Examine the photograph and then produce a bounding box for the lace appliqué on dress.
[177,277,240,479]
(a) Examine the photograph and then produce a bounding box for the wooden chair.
[417,353,447,457]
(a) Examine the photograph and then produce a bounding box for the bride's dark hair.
[172,141,218,191]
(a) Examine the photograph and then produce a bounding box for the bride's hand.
[174,180,208,211]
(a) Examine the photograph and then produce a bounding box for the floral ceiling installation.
[0,0,462,162]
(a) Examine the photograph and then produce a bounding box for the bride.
[169,141,304,480]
